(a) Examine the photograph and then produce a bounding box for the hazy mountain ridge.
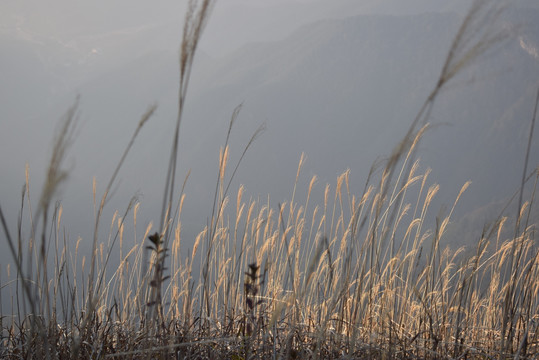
[1,7,538,251]
[184,8,539,237]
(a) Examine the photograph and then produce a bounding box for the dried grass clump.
[1,0,538,359]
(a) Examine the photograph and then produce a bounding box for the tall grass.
[1,0,538,358]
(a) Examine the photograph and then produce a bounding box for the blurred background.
[1,0,538,312]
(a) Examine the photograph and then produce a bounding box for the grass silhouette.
[1,0,538,358]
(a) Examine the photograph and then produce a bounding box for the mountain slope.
[1,7,538,247]
[181,8,539,218]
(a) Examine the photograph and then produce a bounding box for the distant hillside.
[1,6,538,248]
[179,8,539,225]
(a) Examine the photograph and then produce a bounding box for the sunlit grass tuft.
[1,0,538,359]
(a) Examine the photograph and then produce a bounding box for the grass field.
[1,0,538,358]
